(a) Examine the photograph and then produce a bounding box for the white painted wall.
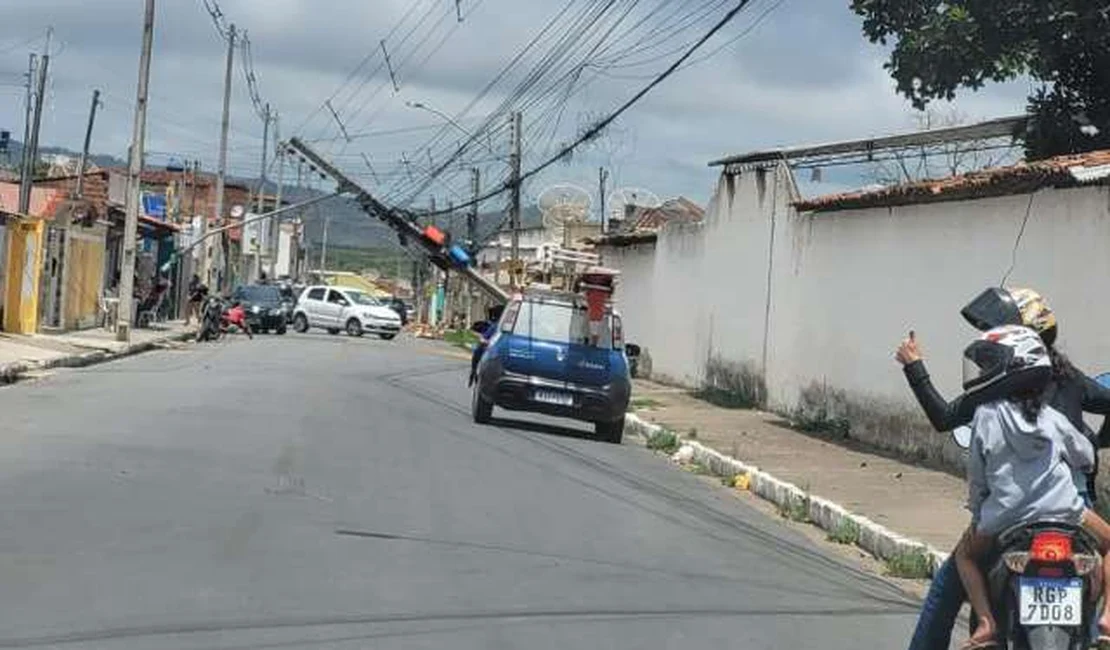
[600,168,1110,417]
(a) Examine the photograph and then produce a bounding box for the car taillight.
[1031,532,1073,563]
[500,301,521,333]
[613,315,624,348]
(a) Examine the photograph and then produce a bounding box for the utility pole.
[319,215,329,272]
[508,111,522,286]
[74,90,102,198]
[212,23,236,291]
[468,168,479,253]
[17,54,37,214]
[20,52,49,215]
[246,103,270,282]
[599,167,609,234]
[269,114,283,280]
[116,0,155,343]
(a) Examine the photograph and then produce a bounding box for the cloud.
[0,0,1028,209]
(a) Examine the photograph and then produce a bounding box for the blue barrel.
[447,244,471,267]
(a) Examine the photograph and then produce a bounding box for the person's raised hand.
[895,330,922,366]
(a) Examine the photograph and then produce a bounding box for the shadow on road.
[490,416,594,442]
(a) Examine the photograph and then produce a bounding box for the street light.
[405,100,495,156]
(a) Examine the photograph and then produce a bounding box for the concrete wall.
[599,167,1110,469]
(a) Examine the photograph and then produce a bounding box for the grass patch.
[826,519,861,545]
[885,550,933,579]
[442,329,479,350]
[778,492,811,523]
[688,461,713,476]
[630,397,662,410]
[646,429,680,454]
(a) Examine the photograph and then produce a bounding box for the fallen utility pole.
[286,137,508,304]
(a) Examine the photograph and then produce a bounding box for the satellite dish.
[607,187,661,230]
[230,205,245,219]
[537,183,592,246]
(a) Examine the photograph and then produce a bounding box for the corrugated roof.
[627,197,704,230]
[794,149,1110,213]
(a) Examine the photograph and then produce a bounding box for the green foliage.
[646,429,680,454]
[827,519,862,545]
[442,329,479,350]
[310,245,409,277]
[851,0,1110,159]
[778,492,811,523]
[885,549,933,579]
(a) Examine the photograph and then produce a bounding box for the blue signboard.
[142,193,167,220]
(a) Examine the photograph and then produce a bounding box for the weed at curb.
[631,397,662,410]
[646,429,680,454]
[885,550,932,579]
[827,519,861,545]
[778,491,811,523]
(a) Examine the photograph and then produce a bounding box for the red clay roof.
[795,149,1110,213]
[628,197,705,230]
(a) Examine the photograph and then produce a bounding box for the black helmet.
[962,325,1052,398]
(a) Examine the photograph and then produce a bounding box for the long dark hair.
[1011,326,1068,422]
[1012,389,1046,423]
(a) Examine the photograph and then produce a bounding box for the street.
[0,334,920,649]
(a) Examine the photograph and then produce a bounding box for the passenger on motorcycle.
[954,325,1110,649]
[896,287,1110,650]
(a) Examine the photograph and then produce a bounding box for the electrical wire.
[1000,191,1036,286]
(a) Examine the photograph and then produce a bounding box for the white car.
[292,285,403,340]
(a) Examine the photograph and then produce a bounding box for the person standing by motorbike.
[897,287,1110,650]
[951,325,1110,649]
[185,274,206,326]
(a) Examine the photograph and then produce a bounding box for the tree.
[851,0,1110,159]
[868,107,1020,185]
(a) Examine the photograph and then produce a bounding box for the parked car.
[230,284,288,334]
[292,285,403,339]
[470,288,636,443]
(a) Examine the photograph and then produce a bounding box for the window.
[513,300,608,347]
[240,286,281,302]
[307,287,325,301]
[327,290,347,305]
[344,291,379,306]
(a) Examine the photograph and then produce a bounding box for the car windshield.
[239,286,282,302]
[512,300,610,348]
[345,291,380,306]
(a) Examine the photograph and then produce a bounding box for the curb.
[624,413,948,576]
[0,329,196,385]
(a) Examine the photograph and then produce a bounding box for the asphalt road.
[0,333,923,649]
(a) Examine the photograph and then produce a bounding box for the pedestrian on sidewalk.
[896,287,1110,650]
[185,274,206,326]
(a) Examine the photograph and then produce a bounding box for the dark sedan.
[231,285,289,334]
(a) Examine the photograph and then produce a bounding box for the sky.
[0,0,1034,216]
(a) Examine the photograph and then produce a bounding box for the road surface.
[0,333,922,649]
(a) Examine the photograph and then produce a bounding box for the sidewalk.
[0,321,196,382]
[631,379,968,553]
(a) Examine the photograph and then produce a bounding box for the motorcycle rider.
[897,287,1110,650]
[953,325,1110,649]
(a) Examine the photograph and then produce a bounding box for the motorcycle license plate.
[1018,577,1083,626]
[534,390,573,406]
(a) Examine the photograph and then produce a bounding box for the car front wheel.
[595,416,625,444]
[472,385,493,424]
[293,313,309,333]
[379,333,396,341]
[346,318,364,337]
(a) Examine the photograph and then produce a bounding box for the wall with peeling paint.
[600,170,1110,426]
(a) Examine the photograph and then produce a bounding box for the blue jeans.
[908,556,965,650]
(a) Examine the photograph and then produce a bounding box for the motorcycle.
[945,371,1110,650]
[196,296,225,342]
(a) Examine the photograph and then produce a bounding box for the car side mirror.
[952,425,972,450]
[625,343,641,358]
[338,299,349,307]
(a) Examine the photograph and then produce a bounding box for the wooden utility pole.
[116,0,155,342]
[75,90,102,198]
[508,111,522,284]
[212,23,236,291]
[17,54,37,214]
[269,114,283,279]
